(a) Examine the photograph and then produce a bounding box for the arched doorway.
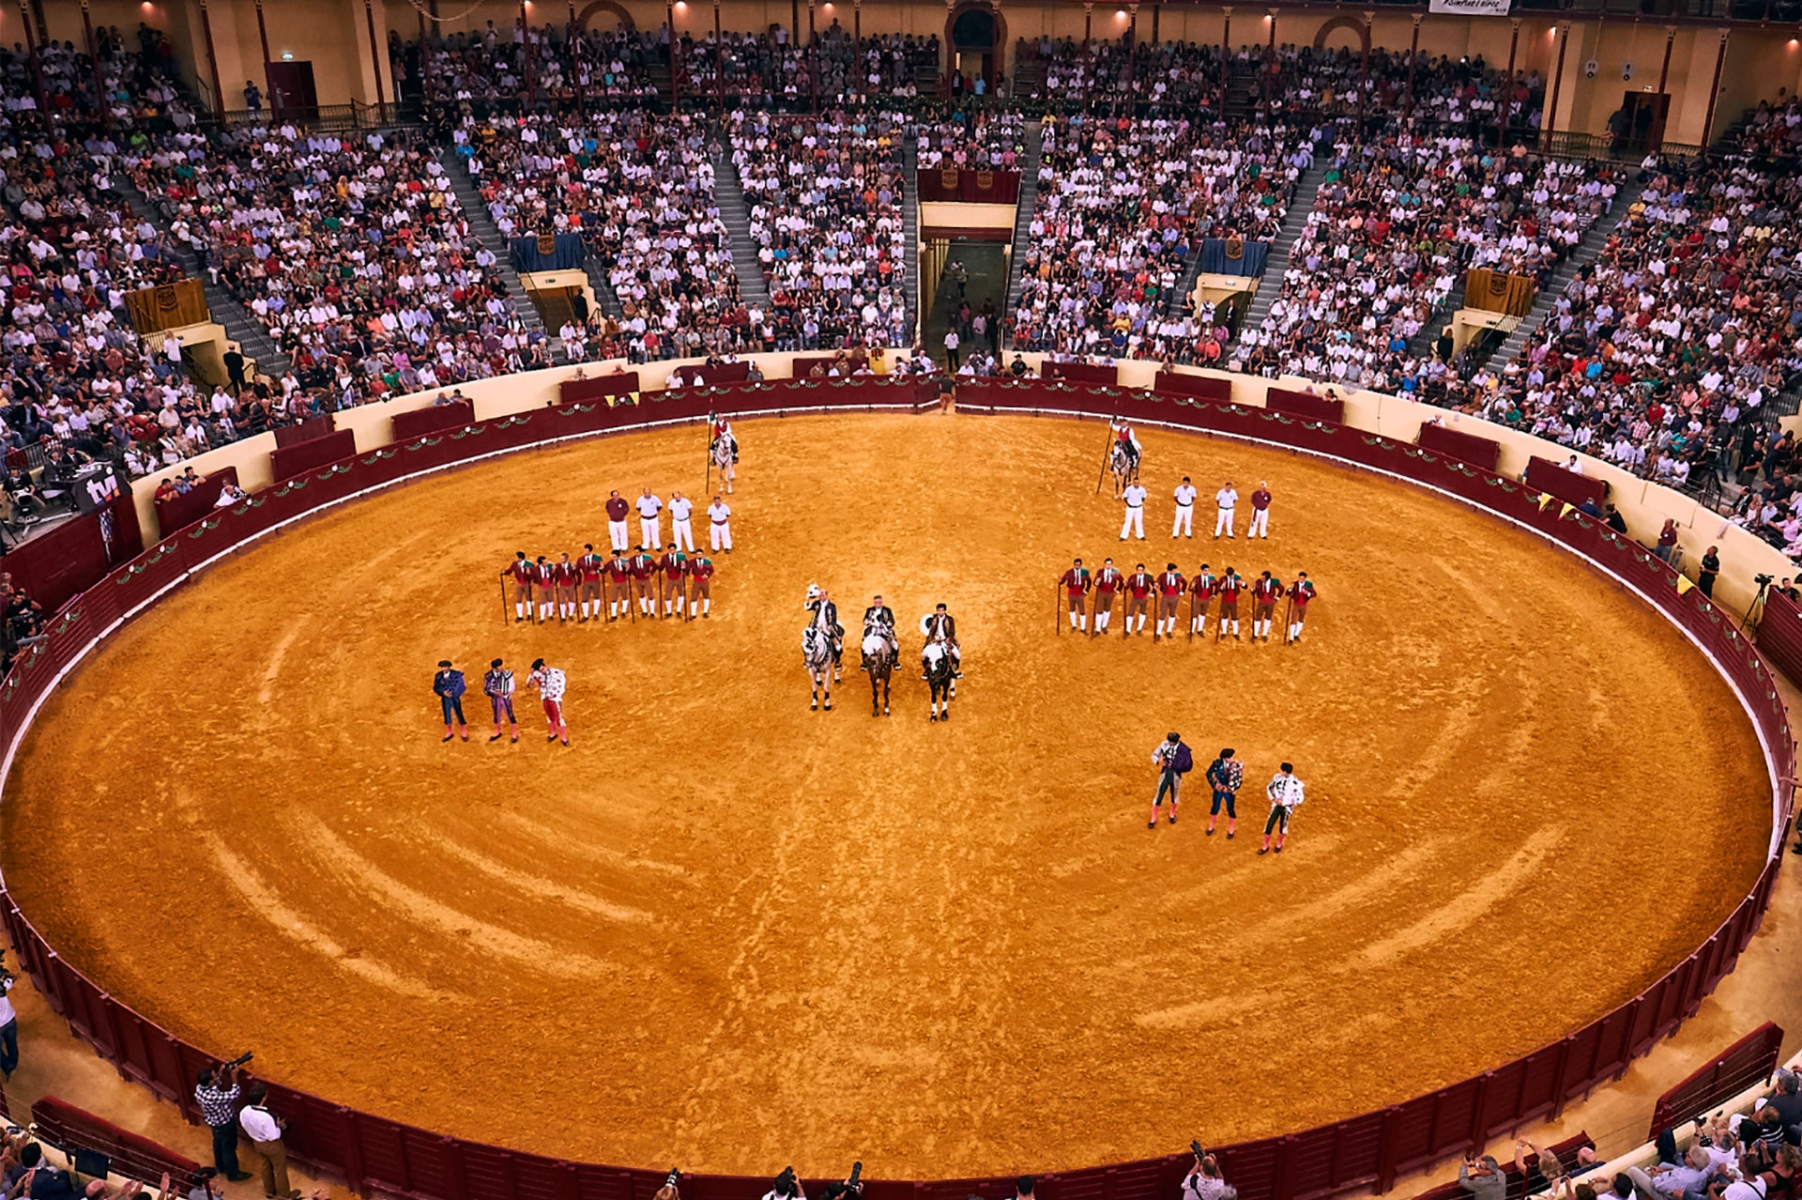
[944,0,1006,90]
[574,0,637,33]
[1310,14,1369,54]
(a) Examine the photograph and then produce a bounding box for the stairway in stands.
[1462,186,1645,374]
[901,138,920,345]
[116,185,292,379]
[1000,121,1044,346]
[712,148,772,315]
[435,147,554,352]
[1235,160,1328,341]
[1223,60,1260,121]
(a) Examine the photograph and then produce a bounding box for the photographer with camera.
[194,1055,254,1183]
[763,1168,805,1200]
[1183,1147,1232,1200]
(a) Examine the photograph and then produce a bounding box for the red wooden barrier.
[392,401,477,441]
[1524,457,1606,511]
[31,1094,201,1184]
[0,375,1789,1200]
[1417,424,1502,473]
[1264,388,1345,424]
[557,372,641,405]
[1042,361,1120,387]
[271,430,358,482]
[1646,1022,1785,1139]
[1152,372,1234,402]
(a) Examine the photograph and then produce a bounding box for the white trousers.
[1171,505,1192,537]
[1249,507,1269,538]
[671,518,695,552]
[1120,506,1144,539]
[608,519,628,552]
[640,516,662,551]
[710,521,733,551]
[1214,508,1235,537]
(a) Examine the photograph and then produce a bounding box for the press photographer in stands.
[194,1056,253,1183]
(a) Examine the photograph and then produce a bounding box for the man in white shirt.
[1171,476,1197,538]
[1214,481,1239,538]
[636,487,663,551]
[1260,762,1305,855]
[1119,480,1148,540]
[707,494,733,552]
[668,491,695,552]
[238,1083,295,1199]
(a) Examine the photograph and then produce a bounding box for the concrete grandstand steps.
[1163,253,1205,319]
[115,185,292,379]
[585,261,625,321]
[902,139,920,344]
[1012,53,1044,99]
[1001,121,1043,345]
[1463,185,1644,374]
[711,151,772,313]
[1224,60,1260,122]
[435,147,554,354]
[1237,159,1328,342]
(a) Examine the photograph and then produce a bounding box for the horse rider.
[708,412,739,462]
[805,584,843,656]
[863,593,899,661]
[1113,419,1142,472]
[920,603,962,678]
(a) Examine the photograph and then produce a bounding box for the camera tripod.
[1739,575,1773,634]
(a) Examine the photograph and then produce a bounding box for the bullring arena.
[0,391,1782,1179]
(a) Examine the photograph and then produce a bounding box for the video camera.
[1191,1142,1205,1161]
[223,1052,254,1069]
[774,1168,799,1199]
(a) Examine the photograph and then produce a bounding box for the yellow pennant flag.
[1559,503,1575,519]
[1537,492,1554,510]
[1676,576,1695,596]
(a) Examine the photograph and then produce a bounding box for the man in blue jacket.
[433,660,468,743]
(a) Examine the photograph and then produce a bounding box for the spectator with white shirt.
[237,1084,297,1200]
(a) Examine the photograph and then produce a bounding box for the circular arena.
[0,5,1800,1200]
[0,396,1779,1179]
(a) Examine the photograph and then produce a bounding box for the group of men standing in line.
[1119,474,1274,542]
[433,658,570,745]
[1149,735,1307,854]
[1058,558,1315,642]
[506,545,719,623]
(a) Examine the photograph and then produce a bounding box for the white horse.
[710,433,737,494]
[803,625,834,712]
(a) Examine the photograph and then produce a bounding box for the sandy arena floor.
[0,413,1772,1179]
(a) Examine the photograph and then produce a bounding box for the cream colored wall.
[130,354,1793,624]
[920,201,1014,230]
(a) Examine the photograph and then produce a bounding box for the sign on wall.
[1428,0,1513,14]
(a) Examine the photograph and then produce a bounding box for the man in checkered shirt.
[525,658,570,746]
[195,1061,252,1181]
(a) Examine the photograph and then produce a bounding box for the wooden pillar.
[196,0,225,115]
[569,0,583,109]
[256,0,277,103]
[80,0,108,124]
[1082,1,1093,106]
[1402,11,1421,120]
[1543,20,1569,148]
[363,0,388,120]
[1124,3,1138,96]
[668,0,680,112]
[854,0,861,63]
[520,0,534,100]
[1149,0,1158,45]
[1700,29,1729,148]
[1495,16,1519,149]
[1656,24,1675,95]
[1220,6,1231,112]
[1357,9,1371,132]
[1262,8,1275,115]
[808,0,818,112]
[714,0,723,110]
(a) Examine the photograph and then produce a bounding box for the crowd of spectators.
[916,108,1026,170]
[730,108,912,349]
[134,122,552,406]
[397,21,659,109]
[1010,113,1305,361]
[674,27,935,106]
[1237,136,1614,389]
[456,108,751,362]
